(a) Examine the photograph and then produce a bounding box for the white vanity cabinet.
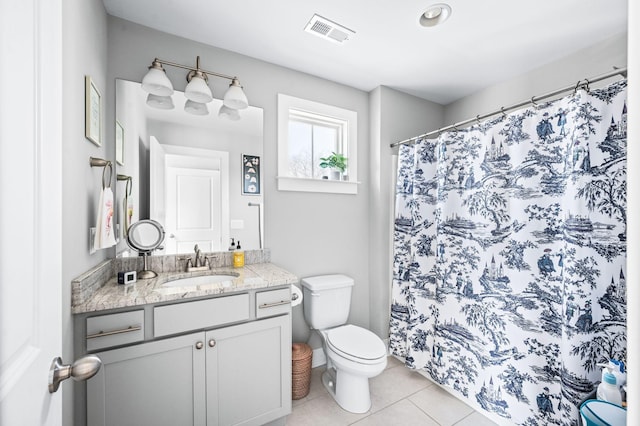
[83,288,292,426]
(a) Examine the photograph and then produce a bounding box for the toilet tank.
[301,274,354,330]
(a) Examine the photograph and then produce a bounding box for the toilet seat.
[326,324,387,364]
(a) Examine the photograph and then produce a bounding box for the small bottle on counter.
[233,240,245,268]
[229,238,236,251]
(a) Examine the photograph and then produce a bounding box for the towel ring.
[101,162,113,189]
[117,174,132,196]
[89,157,113,189]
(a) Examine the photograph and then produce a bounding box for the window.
[277,94,357,194]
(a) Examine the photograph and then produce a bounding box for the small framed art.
[85,76,102,146]
[242,154,261,195]
[115,120,124,166]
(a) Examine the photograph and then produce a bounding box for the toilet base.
[322,367,372,414]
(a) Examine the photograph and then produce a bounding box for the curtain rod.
[390,66,627,148]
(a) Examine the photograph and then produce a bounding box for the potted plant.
[319,152,348,180]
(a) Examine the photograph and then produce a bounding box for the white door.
[165,167,223,253]
[0,0,63,424]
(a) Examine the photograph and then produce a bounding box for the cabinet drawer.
[154,293,250,337]
[86,310,144,351]
[256,288,291,318]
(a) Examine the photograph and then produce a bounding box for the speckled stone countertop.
[72,262,299,314]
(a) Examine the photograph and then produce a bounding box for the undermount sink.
[161,274,239,288]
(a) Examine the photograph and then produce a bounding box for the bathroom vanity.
[72,256,296,426]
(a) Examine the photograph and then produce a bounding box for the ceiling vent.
[304,14,355,44]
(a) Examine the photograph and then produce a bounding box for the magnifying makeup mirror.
[127,219,165,278]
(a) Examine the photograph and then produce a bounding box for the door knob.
[48,355,102,393]
[195,341,204,350]
[208,339,216,348]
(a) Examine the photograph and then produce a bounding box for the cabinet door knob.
[195,341,204,350]
[208,339,216,348]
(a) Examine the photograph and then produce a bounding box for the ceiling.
[102,0,628,105]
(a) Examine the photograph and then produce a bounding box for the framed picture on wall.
[85,76,102,146]
[115,120,124,166]
[242,154,261,195]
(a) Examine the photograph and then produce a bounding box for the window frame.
[277,94,358,194]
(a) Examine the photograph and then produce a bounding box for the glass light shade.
[146,94,174,110]
[141,66,174,96]
[218,105,241,121]
[184,72,213,103]
[184,99,209,116]
[223,78,248,110]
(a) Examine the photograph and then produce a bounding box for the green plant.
[319,152,348,173]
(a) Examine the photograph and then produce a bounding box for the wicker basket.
[292,343,313,400]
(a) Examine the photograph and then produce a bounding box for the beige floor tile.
[368,363,434,413]
[286,393,367,426]
[352,399,439,426]
[453,411,500,426]
[385,355,405,369]
[409,384,474,426]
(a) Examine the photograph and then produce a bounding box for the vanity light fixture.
[419,3,452,27]
[141,55,249,115]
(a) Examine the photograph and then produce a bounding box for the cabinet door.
[87,332,206,426]
[206,314,291,426]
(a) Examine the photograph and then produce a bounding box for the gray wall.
[445,32,628,124]
[61,0,109,425]
[369,87,444,338]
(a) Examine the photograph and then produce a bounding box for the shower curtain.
[390,80,627,425]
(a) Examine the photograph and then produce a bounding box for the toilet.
[301,274,387,413]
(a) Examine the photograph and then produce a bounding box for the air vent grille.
[304,14,355,44]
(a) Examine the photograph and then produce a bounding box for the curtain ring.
[573,80,582,94]
[476,115,481,126]
[102,162,113,189]
[583,78,591,93]
[501,107,507,118]
[530,96,538,109]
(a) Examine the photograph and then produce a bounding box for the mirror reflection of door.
[150,139,229,254]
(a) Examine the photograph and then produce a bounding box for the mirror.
[127,219,165,253]
[115,79,264,255]
[126,219,165,279]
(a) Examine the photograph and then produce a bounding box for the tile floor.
[286,356,499,426]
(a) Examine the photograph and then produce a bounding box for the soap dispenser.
[233,240,245,268]
[596,366,622,406]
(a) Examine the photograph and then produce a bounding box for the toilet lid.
[326,324,386,361]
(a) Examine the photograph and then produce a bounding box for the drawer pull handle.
[86,325,142,339]
[258,300,291,309]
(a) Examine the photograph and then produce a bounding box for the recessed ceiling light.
[419,3,452,27]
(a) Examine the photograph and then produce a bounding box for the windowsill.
[276,176,359,194]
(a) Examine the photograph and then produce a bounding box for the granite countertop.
[72,263,299,314]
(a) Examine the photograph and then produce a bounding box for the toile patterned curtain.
[390,80,627,425]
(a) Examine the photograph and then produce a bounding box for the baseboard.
[311,348,326,368]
